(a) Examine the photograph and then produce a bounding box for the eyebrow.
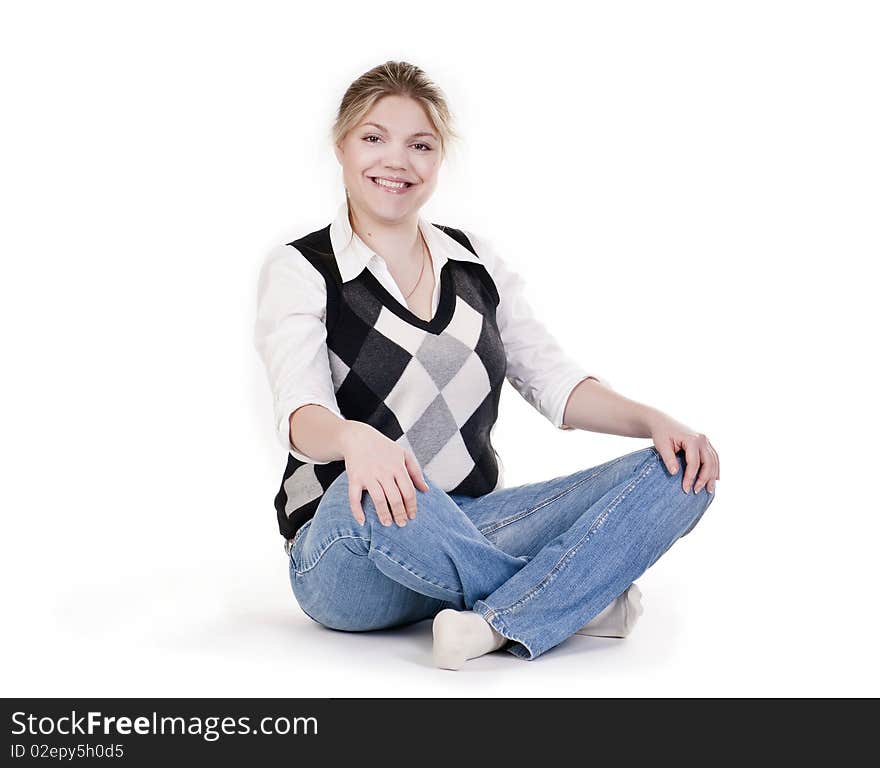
[359,122,437,140]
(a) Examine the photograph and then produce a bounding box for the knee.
[359,475,462,539]
[656,448,717,496]
[651,448,716,532]
[321,471,466,550]
[306,472,372,554]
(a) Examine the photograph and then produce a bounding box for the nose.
[382,145,409,171]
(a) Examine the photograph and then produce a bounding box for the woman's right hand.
[340,422,429,528]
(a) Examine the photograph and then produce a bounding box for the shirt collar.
[328,197,483,283]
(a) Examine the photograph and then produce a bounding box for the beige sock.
[575,583,644,638]
[432,609,508,670]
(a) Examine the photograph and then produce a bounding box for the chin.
[366,189,422,211]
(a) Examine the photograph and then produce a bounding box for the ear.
[333,143,343,165]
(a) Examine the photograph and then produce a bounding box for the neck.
[347,199,423,273]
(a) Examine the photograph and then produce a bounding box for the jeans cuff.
[472,600,537,660]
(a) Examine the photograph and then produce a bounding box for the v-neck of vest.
[358,259,456,335]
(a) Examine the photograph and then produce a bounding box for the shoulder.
[454,228,526,289]
[432,225,511,309]
[256,242,327,305]
[430,224,499,275]
[260,219,334,279]
[450,228,536,319]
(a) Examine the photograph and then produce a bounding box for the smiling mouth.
[369,176,414,191]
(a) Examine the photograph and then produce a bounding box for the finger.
[707,442,720,493]
[397,472,418,520]
[406,450,429,492]
[693,445,713,494]
[682,440,700,493]
[382,477,408,527]
[656,441,680,476]
[367,481,393,527]
[349,482,366,526]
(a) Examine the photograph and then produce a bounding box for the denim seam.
[482,455,658,618]
[477,452,636,537]
[295,534,371,575]
[341,539,370,557]
[288,519,313,563]
[505,643,533,660]
[370,547,464,597]
[294,527,464,597]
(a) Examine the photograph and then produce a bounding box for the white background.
[2,1,877,696]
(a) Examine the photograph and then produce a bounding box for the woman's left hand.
[646,410,720,495]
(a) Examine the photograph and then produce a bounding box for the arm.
[560,377,659,437]
[459,229,718,493]
[254,242,430,523]
[288,403,353,464]
[253,243,347,463]
[562,378,720,494]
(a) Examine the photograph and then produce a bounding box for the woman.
[254,61,720,670]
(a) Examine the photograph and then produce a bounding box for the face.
[334,94,442,225]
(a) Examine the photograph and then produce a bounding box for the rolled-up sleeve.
[463,230,611,430]
[253,244,344,462]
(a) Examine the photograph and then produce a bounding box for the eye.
[362,135,432,151]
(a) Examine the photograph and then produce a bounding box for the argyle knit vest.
[273,222,507,544]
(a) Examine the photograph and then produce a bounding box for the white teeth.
[373,177,408,189]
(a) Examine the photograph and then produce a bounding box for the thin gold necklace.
[403,232,428,299]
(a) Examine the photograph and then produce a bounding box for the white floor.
[8,507,876,697]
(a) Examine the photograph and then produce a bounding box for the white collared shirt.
[254,199,608,463]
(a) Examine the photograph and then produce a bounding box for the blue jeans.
[288,445,716,660]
